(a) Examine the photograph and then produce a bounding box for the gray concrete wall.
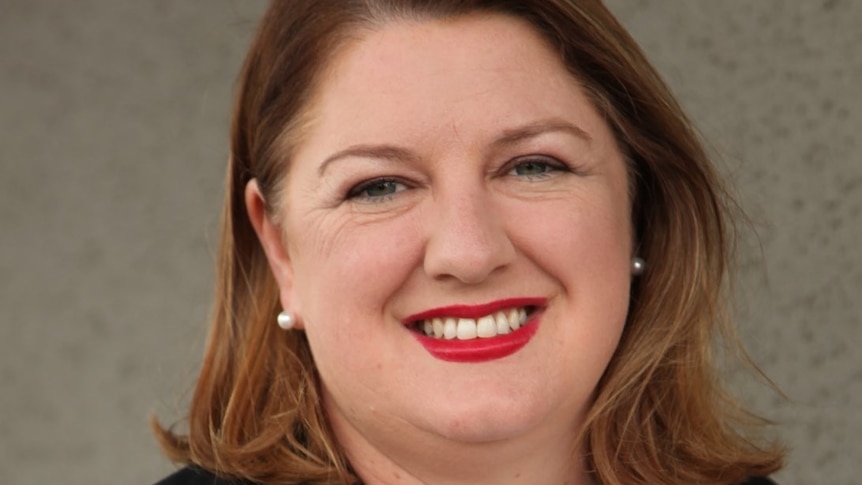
[1,2,858,484]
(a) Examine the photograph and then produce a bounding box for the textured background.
[0,1,859,484]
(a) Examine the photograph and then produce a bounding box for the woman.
[154,1,784,484]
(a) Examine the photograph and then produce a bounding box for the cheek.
[289,210,424,330]
[517,193,631,386]
[506,188,632,266]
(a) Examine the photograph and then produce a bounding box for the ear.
[245,179,304,329]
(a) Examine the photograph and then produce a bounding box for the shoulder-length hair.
[155,1,784,483]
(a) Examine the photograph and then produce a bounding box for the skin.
[248,13,633,485]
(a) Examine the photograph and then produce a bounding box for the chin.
[416,394,559,444]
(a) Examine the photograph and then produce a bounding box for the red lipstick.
[404,297,545,363]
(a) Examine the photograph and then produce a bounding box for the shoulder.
[154,467,256,485]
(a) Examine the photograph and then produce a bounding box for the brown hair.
[154,1,784,483]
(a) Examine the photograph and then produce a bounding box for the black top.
[155,467,250,485]
[155,466,777,485]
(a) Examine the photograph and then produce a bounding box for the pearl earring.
[631,257,646,276]
[277,311,295,330]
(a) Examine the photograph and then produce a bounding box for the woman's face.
[263,13,632,457]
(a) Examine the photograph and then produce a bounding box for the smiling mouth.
[412,306,535,340]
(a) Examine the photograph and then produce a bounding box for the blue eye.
[514,161,551,176]
[347,178,407,201]
[509,158,567,179]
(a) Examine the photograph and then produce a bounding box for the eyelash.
[505,156,571,179]
[345,177,409,203]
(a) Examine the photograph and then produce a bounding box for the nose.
[423,187,516,284]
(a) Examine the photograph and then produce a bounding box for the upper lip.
[402,297,547,324]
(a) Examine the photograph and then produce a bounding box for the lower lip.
[412,314,541,363]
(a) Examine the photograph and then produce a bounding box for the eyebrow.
[493,118,592,149]
[318,145,420,176]
[317,118,591,176]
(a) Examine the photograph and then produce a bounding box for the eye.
[507,157,569,179]
[346,178,408,202]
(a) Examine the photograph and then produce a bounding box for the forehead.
[297,13,613,156]
[344,13,553,80]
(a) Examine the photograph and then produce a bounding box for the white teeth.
[476,315,496,338]
[443,318,457,339]
[432,318,444,338]
[419,307,532,340]
[456,318,477,340]
[508,308,521,331]
[495,311,510,335]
